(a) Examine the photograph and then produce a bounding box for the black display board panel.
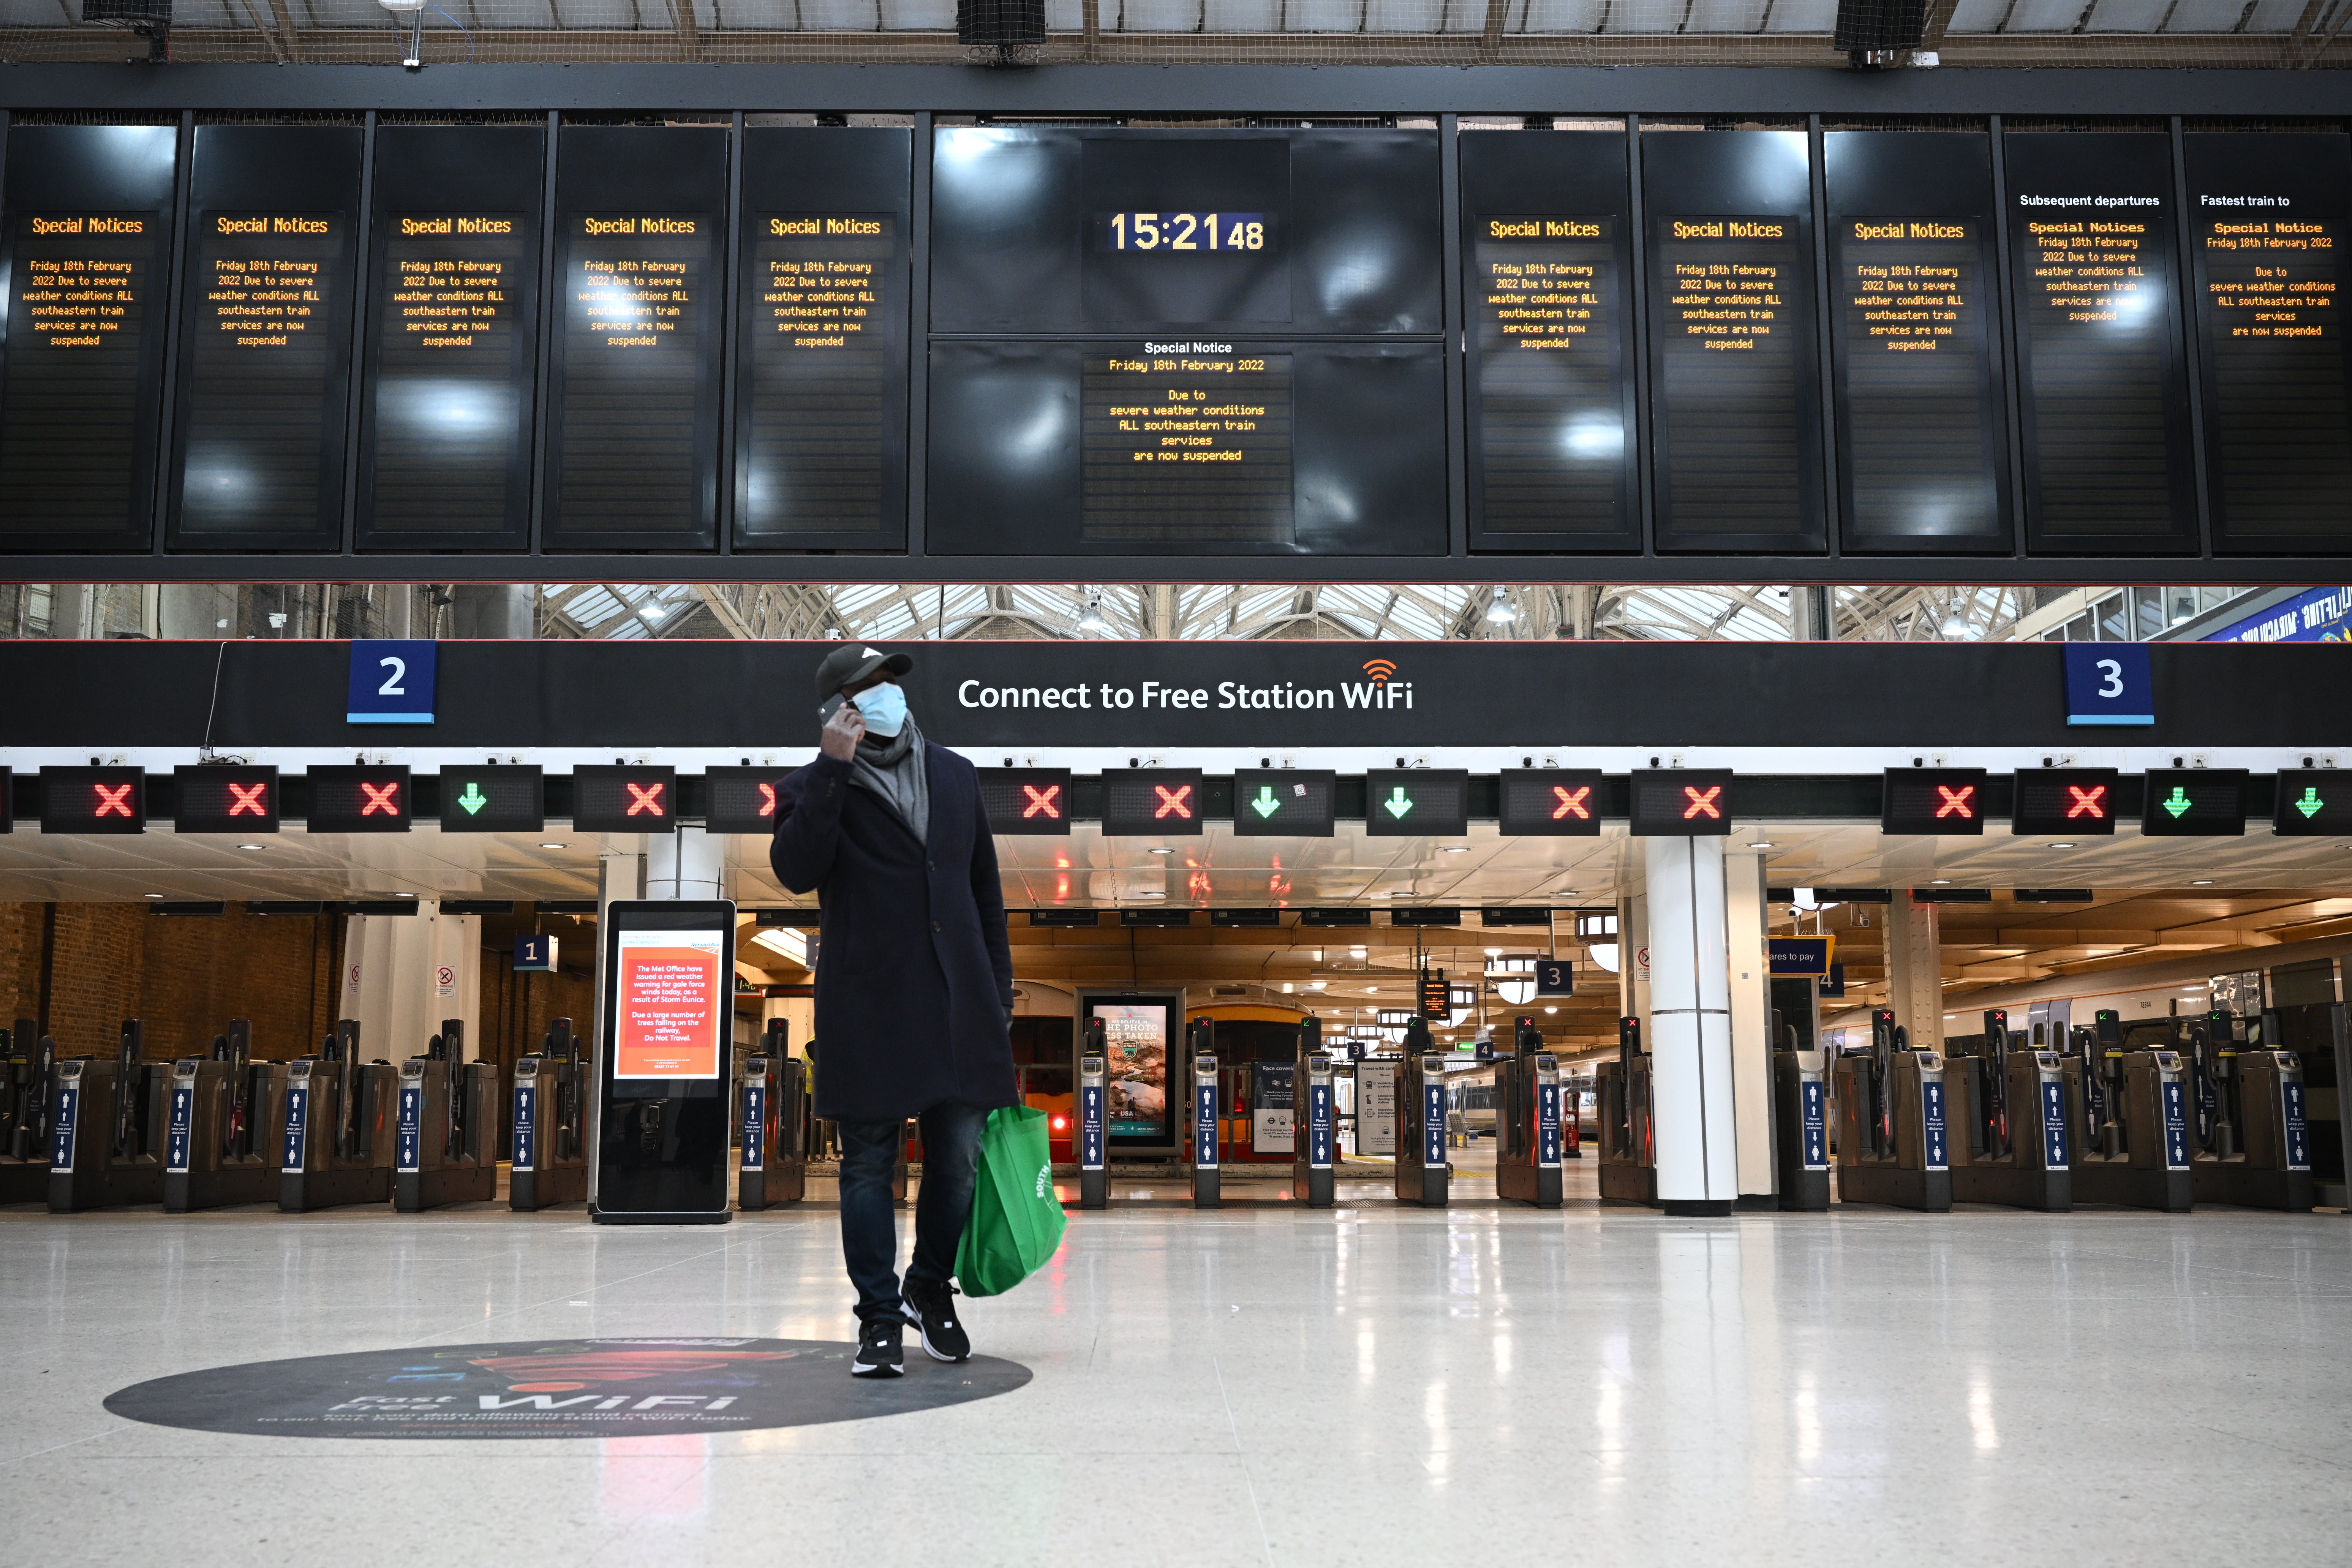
[2003,133,2199,554]
[735,128,910,550]
[0,125,178,553]
[2182,132,2352,556]
[1458,132,1639,553]
[925,339,1445,556]
[928,128,1442,337]
[1822,132,2012,554]
[354,125,545,552]
[167,125,363,552]
[1641,132,1825,553]
[542,126,726,551]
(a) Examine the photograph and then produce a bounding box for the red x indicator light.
[93,783,133,818]
[2066,785,2106,820]
[1681,785,1722,821]
[625,781,666,818]
[1154,784,1193,820]
[1552,786,1591,821]
[1935,784,1975,820]
[228,781,269,817]
[757,782,777,818]
[1023,784,1062,820]
[359,781,400,817]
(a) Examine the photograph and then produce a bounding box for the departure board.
[170,126,363,551]
[1824,133,2010,551]
[0,125,177,550]
[736,128,910,549]
[2004,133,2198,552]
[542,126,726,550]
[1083,345,1291,542]
[2184,132,2352,554]
[1643,133,1824,552]
[356,126,543,551]
[1459,129,1638,551]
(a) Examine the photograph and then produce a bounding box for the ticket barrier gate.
[1077,1024,1109,1210]
[1834,1010,1951,1211]
[1292,1019,1335,1208]
[1190,1037,1221,1209]
[1945,1010,2070,1212]
[51,1021,170,1211]
[1394,1040,1449,1208]
[512,1018,590,1211]
[1597,1015,1656,1206]
[2185,1011,2312,1212]
[2067,1011,2192,1212]
[2,1018,55,1204]
[1771,1042,1832,1212]
[279,1022,394,1212]
[739,1022,808,1211]
[394,1020,499,1211]
[163,1020,281,1212]
[1491,1017,1559,1207]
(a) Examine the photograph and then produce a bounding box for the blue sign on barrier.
[396,1083,423,1174]
[1800,1079,1829,1171]
[1194,1076,1219,1169]
[1307,1081,1333,1170]
[347,640,438,726]
[49,1083,76,1173]
[2062,642,2154,726]
[1536,1081,1561,1167]
[2161,1080,2190,1170]
[2041,1078,2069,1171]
[281,1085,307,1174]
[165,1081,193,1174]
[514,1082,540,1174]
[1922,1080,1949,1171]
[1080,1081,1105,1170]
[2283,1078,2309,1171]
[1423,1077,1446,1168]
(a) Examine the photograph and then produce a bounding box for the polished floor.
[5,1173,2349,1567]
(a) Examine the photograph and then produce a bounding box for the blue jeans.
[836,1100,988,1327]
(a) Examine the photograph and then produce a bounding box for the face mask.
[852,683,908,737]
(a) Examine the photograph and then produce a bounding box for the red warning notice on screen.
[613,929,725,1080]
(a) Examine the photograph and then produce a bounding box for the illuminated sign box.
[173,764,279,834]
[573,765,678,834]
[1498,768,1604,837]
[2272,768,2352,836]
[2009,768,2119,837]
[40,765,145,834]
[2139,768,2247,837]
[1231,769,1336,838]
[1102,768,1203,838]
[1364,768,1468,838]
[977,767,1075,838]
[436,765,544,834]
[1628,768,1733,837]
[306,765,413,833]
[707,766,798,836]
[1880,768,1989,836]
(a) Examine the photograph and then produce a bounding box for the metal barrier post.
[1078,1051,1108,1209]
[1295,1051,1334,1207]
[1191,1050,1220,1209]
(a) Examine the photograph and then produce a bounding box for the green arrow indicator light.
[1250,786,1281,820]
[2297,785,2325,820]
[457,782,488,816]
[2163,786,2191,819]
[1384,786,1415,820]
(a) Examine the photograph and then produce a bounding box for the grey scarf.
[850,714,929,845]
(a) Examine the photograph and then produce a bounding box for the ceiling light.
[1485,593,1519,623]
[1441,846,1470,854]
[1149,847,1174,855]
[1587,942,1620,974]
[1931,878,1951,885]
[1307,980,1327,990]
[1136,892,1165,900]
[539,842,568,850]
[2050,842,2077,850]
[237,843,266,851]
[2190,879,2213,886]
[1076,590,1110,635]
[142,892,163,899]
[1349,947,1367,960]
[1544,1006,1558,1015]
[1942,616,1968,637]
[1484,947,1503,956]
[1749,841,1775,849]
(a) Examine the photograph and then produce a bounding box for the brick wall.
[0,903,343,1062]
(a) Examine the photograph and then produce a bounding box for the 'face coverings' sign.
[613,929,725,1080]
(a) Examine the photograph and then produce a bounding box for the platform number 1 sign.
[2062,643,2153,727]
[347,640,438,726]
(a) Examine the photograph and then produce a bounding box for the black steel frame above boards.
[0,65,2349,586]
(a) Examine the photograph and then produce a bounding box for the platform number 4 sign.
[2062,643,2153,727]
[347,640,438,726]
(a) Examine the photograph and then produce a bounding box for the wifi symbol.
[1363,659,1397,684]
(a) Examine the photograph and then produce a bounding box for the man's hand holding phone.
[820,696,866,762]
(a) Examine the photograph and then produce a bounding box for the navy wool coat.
[768,743,1019,1123]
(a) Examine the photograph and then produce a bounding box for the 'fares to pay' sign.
[612,928,725,1080]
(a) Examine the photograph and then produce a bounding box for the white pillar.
[1723,849,1775,1200]
[1886,893,1944,1053]
[1645,835,1739,1212]
[645,827,724,903]
[338,903,481,1060]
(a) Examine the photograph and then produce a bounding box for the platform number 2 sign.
[2061,643,2153,727]
[347,640,439,726]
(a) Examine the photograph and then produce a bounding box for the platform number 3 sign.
[348,640,438,726]
[2062,643,2153,727]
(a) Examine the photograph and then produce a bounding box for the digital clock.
[1093,212,1269,253]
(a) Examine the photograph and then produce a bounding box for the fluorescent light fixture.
[540,842,567,850]
[1587,943,1620,974]
[237,844,266,851]
[2050,842,2078,850]
[751,925,810,966]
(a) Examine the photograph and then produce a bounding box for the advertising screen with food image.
[1095,1001,1174,1143]
[613,928,727,1080]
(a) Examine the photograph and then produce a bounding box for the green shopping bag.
[953,1105,1067,1298]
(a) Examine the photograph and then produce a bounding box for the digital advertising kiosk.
[592,899,736,1225]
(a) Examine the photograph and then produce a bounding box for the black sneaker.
[902,1279,972,1363]
[851,1318,904,1379]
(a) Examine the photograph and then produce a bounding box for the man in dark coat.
[770,644,1018,1380]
